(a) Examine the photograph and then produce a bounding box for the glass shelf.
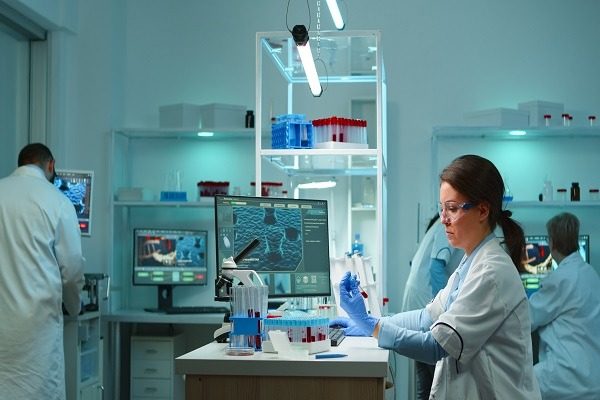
[261,149,380,176]
[113,199,214,207]
[261,30,379,84]
[508,200,600,208]
[433,126,600,140]
[114,127,254,140]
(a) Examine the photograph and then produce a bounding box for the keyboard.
[329,327,346,347]
[163,306,230,314]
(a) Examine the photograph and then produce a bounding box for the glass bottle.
[352,233,364,256]
[570,182,580,202]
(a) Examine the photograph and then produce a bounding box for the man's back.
[529,253,600,400]
[0,165,84,400]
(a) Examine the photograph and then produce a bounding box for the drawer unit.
[130,335,184,400]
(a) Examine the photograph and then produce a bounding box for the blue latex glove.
[339,271,379,335]
[329,317,369,336]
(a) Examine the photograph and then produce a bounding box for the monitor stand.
[144,285,173,313]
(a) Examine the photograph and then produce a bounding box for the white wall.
[13,1,600,398]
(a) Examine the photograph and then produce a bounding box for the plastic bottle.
[542,177,553,201]
[352,233,364,256]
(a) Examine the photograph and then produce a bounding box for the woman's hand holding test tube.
[339,272,379,336]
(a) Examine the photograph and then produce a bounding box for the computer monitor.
[54,169,93,235]
[214,195,331,301]
[524,234,590,269]
[133,228,208,312]
[521,234,590,297]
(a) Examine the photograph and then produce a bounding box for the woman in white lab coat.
[0,143,84,400]
[339,154,540,399]
[529,212,600,399]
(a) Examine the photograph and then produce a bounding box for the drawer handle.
[144,368,158,374]
[144,387,158,393]
[145,349,158,354]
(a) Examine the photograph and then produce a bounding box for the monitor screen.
[133,228,208,286]
[524,234,590,270]
[54,169,93,235]
[214,195,331,300]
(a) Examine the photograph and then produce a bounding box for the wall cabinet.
[255,30,387,296]
[130,335,185,400]
[64,312,103,400]
[431,126,600,272]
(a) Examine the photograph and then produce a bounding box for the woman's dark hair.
[440,154,526,272]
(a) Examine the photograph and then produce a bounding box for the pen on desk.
[315,353,348,359]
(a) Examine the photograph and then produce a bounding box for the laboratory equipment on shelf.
[82,273,109,312]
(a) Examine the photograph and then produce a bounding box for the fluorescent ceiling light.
[292,25,322,97]
[509,130,527,136]
[326,0,345,30]
[296,180,337,190]
[197,131,214,137]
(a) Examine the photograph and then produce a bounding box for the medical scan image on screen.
[54,169,93,235]
[523,234,590,273]
[133,228,208,285]
[215,195,331,298]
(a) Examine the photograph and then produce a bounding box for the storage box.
[159,103,202,129]
[464,108,529,128]
[518,100,564,127]
[198,103,246,129]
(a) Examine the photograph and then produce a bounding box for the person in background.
[337,154,540,399]
[0,143,85,400]
[402,216,463,400]
[529,212,600,399]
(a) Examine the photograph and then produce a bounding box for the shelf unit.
[64,312,103,400]
[431,125,600,272]
[108,128,255,312]
[255,30,387,296]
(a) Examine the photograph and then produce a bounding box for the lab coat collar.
[12,164,48,181]
[556,251,584,270]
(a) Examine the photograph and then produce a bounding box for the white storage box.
[518,100,564,127]
[464,108,529,128]
[198,103,246,129]
[159,103,202,129]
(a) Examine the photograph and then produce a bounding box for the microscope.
[214,238,263,342]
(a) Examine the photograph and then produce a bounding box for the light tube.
[296,41,322,97]
[297,180,337,190]
[326,0,345,30]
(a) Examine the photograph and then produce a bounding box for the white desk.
[104,309,226,399]
[176,337,389,400]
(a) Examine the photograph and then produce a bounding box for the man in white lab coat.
[529,212,600,399]
[0,143,85,400]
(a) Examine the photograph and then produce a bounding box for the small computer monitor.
[214,195,331,301]
[54,169,93,235]
[133,228,208,311]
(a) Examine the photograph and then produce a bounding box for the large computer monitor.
[214,195,331,301]
[54,169,93,235]
[133,228,208,311]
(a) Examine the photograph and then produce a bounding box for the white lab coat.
[0,165,84,400]
[402,220,463,312]
[529,252,600,400]
[426,237,540,399]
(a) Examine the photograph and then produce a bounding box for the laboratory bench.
[175,336,389,400]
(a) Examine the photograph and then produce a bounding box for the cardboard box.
[518,100,564,127]
[464,108,529,128]
[198,103,246,129]
[159,103,202,129]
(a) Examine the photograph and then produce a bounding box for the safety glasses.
[438,201,474,223]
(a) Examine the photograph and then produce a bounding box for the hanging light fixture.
[292,24,322,97]
[325,0,344,30]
